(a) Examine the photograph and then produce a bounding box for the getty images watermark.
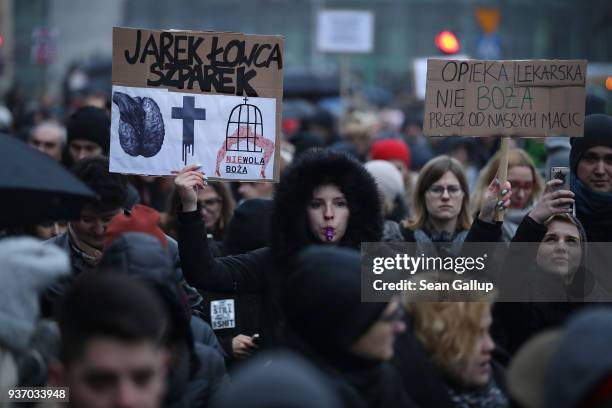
[361,243,495,302]
[371,252,492,292]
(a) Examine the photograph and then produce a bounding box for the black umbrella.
[0,134,96,228]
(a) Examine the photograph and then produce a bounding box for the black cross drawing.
[172,95,206,165]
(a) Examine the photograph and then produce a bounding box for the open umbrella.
[0,134,96,228]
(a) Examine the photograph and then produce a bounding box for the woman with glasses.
[471,148,544,242]
[401,155,511,257]
[163,181,235,253]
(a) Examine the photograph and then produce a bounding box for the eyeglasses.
[380,305,406,323]
[509,181,533,192]
[198,198,222,209]
[426,185,463,198]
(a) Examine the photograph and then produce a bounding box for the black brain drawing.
[112,92,165,157]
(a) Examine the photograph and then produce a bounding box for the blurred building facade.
[5,0,612,100]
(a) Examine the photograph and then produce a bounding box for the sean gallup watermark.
[372,277,494,293]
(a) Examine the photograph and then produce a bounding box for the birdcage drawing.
[226,97,264,153]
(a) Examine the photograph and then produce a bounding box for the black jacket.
[392,315,455,408]
[97,232,228,407]
[177,150,383,348]
[43,230,204,317]
[492,215,608,355]
[282,246,418,408]
[393,315,507,408]
[198,199,272,366]
[166,342,228,408]
[178,211,284,349]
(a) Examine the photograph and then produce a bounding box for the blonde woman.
[471,148,544,242]
[395,282,508,408]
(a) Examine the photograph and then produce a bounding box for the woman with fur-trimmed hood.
[174,149,383,349]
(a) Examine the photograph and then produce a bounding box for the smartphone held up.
[550,166,575,216]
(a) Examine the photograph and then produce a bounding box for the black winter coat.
[176,150,384,349]
[392,315,507,408]
[492,215,609,355]
[43,230,204,317]
[178,211,285,349]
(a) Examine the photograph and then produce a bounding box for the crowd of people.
[1,88,612,408]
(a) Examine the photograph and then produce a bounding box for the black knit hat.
[67,106,111,154]
[223,198,274,255]
[569,114,612,173]
[284,246,387,356]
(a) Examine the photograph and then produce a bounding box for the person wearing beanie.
[370,138,412,170]
[64,105,142,209]
[283,246,415,408]
[174,149,383,348]
[0,238,69,350]
[569,113,612,243]
[370,139,414,218]
[211,351,342,408]
[65,106,110,165]
[289,131,326,159]
[0,237,69,392]
[365,160,406,241]
[365,160,405,216]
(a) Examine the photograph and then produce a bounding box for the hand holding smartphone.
[550,166,575,216]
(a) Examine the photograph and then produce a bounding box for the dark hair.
[58,273,168,365]
[66,106,110,153]
[163,181,235,240]
[271,148,382,261]
[72,156,127,212]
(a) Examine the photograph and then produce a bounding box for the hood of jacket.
[98,233,196,356]
[270,149,383,262]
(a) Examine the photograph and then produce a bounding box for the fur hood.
[270,149,382,262]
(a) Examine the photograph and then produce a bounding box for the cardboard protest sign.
[423,59,586,137]
[110,27,284,181]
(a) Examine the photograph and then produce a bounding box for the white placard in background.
[316,9,374,53]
